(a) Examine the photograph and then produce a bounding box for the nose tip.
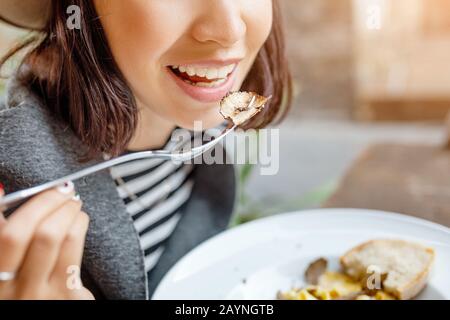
[191,10,246,47]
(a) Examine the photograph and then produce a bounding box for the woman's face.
[94,0,273,129]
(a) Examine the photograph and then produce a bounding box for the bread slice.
[340,239,435,300]
[220,91,270,126]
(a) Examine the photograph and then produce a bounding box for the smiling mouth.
[168,64,236,88]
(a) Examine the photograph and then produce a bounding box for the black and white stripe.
[109,133,197,275]
[109,123,228,281]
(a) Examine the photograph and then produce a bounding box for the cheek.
[245,0,273,51]
[96,1,181,88]
[235,0,273,88]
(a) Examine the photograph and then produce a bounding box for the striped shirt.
[109,133,197,277]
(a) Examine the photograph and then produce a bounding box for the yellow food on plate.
[280,271,358,300]
[278,271,395,300]
[318,271,362,296]
[278,239,433,300]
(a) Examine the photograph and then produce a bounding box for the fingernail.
[0,182,4,192]
[57,181,75,195]
[72,194,81,202]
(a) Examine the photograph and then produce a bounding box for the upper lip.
[167,58,243,68]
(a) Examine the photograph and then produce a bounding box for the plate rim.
[153,208,450,299]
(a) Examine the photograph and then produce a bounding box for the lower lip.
[166,67,237,103]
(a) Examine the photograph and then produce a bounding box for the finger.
[50,211,89,286]
[16,198,83,285]
[7,181,76,226]
[0,182,76,272]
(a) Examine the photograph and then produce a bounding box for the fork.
[0,96,256,212]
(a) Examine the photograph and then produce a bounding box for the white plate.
[153,209,450,300]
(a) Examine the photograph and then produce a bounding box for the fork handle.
[0,150,173,212]
[0,121,236,212]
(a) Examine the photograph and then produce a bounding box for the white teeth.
[218,68,229,79]
[192,78,227,88]
[197,68,207,77]
[186,66,196,77]
[206,69,218,80]
[181,77,227,88]
[226,64,235,74]
[171,63,236,80]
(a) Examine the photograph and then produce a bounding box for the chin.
[174,111,225,131]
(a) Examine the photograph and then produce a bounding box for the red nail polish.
[0,182,4,192]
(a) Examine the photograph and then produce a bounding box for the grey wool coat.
[0,77,236,299]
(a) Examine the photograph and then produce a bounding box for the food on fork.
[278,239,435,300]
[219,91,270,126]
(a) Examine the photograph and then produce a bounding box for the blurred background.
[1,0,450,226]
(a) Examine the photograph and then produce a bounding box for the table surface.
[324,143,450,227]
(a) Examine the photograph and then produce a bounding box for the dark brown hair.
[1,0,292,161]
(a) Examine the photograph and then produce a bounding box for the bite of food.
[220,91,271,126]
